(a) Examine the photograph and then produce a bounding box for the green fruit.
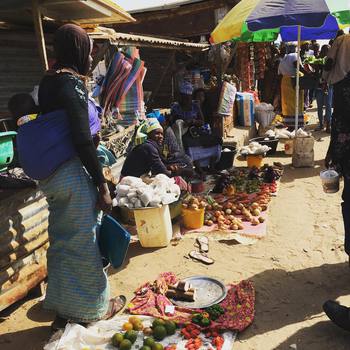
[152,319,165,328]
[164,320,176,335]
[124,330,138,344]
[119,339,132,350]
[152,343,164,350]
[144,337,156,347]
[111,333,124,347]
[140,347,152,350]
[153,325,167,341]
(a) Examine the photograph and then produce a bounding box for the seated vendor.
[171,81,222,173]
[121,119,183,178]
[146,110,193,170]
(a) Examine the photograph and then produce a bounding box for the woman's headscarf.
[53,24,92,75]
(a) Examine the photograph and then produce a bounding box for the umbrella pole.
[295,25,301,131]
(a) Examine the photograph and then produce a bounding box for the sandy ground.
[2,119,350,350]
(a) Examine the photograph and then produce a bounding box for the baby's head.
[8,93,38,123]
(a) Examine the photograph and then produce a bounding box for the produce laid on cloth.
[44,315,236,350]
[128,273,255,332]
[114,175,180,209]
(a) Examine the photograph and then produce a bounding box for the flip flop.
[195,236,209,253]
[189,250,214,265]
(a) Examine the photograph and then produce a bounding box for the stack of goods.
[114,175,180,209]
[166,280,197,302]
[235,92,255,127]
[118,47,147,127]
[239,142,271,156]
[99,48,145,127]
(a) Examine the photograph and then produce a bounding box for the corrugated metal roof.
[128,0,206,14]
[0,0,135,26]
[89,27,209,50]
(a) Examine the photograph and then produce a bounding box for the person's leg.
[325,86,333,133]
[315,88,324,130]
[309,89,314,107]
[342,176,350,257]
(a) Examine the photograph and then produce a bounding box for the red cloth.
[215,280,255,332]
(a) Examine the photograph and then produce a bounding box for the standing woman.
[323,34,350,331]
[38,24,125,330]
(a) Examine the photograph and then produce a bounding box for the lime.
[119,339,132,350]
[140,347,152,350]
[111,333,124,347]
[124,330,138,344]
[152,319,165,328]
[144,337,156,347]
[152,343,164,350]
[153,325,167,341]
[164,320,176,335]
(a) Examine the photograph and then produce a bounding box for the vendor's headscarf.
[146,109,165,124]
[179,81,194,95]
[147,118,163,134]
[53,24,92,75]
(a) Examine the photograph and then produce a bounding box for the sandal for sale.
[195,236,209,253]
[102,295,126,320]
[189,250,214,265]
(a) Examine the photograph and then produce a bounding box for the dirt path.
[1,128,350,350]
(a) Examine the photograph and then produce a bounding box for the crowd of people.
[6,21,350,337]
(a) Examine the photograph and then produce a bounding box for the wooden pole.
[32,0,48,72]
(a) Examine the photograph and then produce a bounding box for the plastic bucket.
[134,205,173,248]
[215,146,237,170]
[320,170,340,194]
[182,207,205,230]
[247,154,264,168]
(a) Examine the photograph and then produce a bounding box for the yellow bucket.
[247,154,264,168]
[182,207,205,230]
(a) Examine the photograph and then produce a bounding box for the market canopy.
[210,0,350,44]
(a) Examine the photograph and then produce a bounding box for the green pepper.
[200,318,211,327]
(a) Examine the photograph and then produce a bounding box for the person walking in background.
[278,44,305,129]
[323,33,350,331]
[314,44,333,132]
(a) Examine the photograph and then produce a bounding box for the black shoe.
[323,300,350,332]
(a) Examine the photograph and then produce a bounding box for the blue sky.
[117,0,185,11]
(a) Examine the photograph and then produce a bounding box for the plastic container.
[255,103,275,128]
[249,137,279,155]
[247,154,264,168]
[133,205,173,248]
[182,207,205,230]
[98,215,131,268]
[320,169,340,194]
[215,146,237,170]
[0,131,16,171]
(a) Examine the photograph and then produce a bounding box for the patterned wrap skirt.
[39,157,109,322]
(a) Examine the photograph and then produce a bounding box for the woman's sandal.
[102,295,127,320]
[189,250,214,265]
[194,236,209,253]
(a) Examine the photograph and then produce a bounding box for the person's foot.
[102,296,126,320]
[315,125,324,131]
[323,300,350,331]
